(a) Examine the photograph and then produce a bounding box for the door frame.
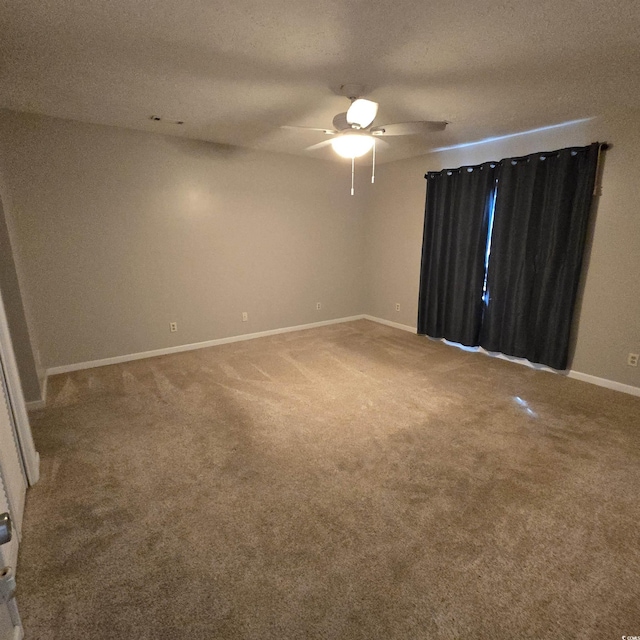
[0,287,38,486]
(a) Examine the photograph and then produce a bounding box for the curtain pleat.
[418,163,497,345]
[479,143,600,369]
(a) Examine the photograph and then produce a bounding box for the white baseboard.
[361,315,416,333]
[567,370,640,397]
[364,314,640,398]
[33,313,640,402]
[46,315,366,376]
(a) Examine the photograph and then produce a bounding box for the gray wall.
[0,111,366,369]
[364,108,640,388]
[0,108,638,390]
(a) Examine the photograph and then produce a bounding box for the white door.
[0,284,36,640]
[0,382,24,640]
[0,486,22,640]
[0,368,26,564]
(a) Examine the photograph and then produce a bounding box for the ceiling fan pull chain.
[351,157,355,195]
[371,140,376,183]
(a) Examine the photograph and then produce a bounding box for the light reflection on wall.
[432,118,594,153]
[184,187,216,218]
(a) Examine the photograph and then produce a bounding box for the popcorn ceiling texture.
[19,320,640,639]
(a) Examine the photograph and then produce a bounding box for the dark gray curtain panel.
[418,162,497,345]
[479,143,601,369]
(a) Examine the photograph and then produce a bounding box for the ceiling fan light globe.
[346,99,379,128]
[331,134,375,158]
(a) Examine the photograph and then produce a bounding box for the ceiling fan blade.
[346,99,379,129]
[305,139,334,151]
[370,121,448,136]
[281,125,337,135]
[372,137,390,148]
[332,112,351,131]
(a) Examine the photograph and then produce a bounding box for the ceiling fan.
[282,87,447,193]
[283,88,447,159]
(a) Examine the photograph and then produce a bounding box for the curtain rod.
[425,142,609,179]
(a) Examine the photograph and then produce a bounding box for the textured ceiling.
[1,0,640,163]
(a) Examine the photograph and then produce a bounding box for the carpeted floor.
[19,320,640,639]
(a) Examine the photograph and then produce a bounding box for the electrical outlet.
[628,352,639,367]
[169,322,177,333]
[316,302,322,310]
[242,312,248,322]
[395,303,400,312]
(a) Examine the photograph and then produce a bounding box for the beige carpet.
[20,320,640,639]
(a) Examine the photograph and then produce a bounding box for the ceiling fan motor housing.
[338,84,367,100]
